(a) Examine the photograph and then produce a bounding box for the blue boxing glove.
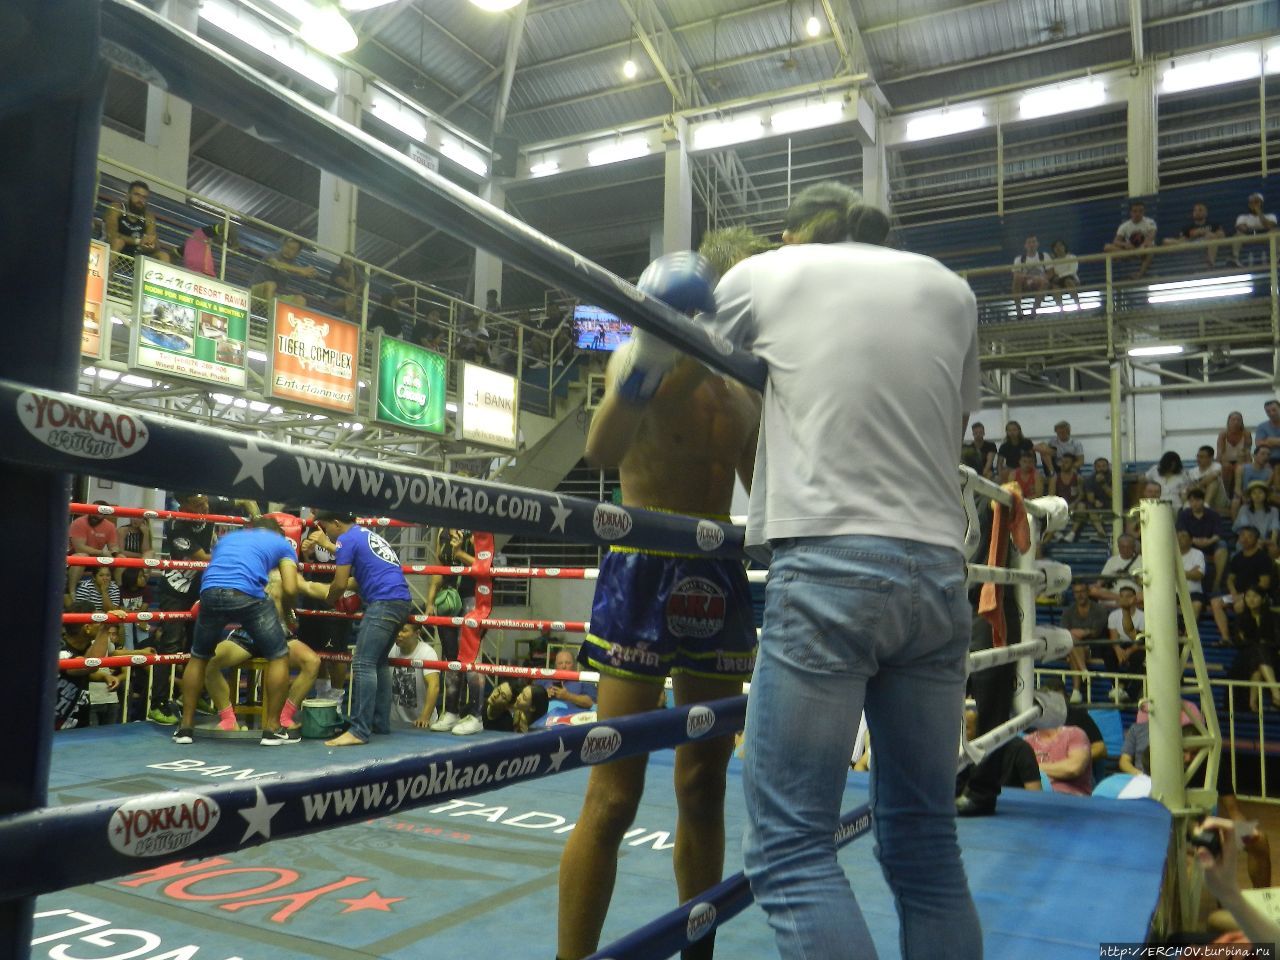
[615,252,717,405]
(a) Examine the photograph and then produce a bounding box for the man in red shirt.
[68,503,118,557]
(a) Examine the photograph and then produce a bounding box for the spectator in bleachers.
[251,236,318,308]
[327,254,364,322]
[412,308,448,354]
[1092,533,1143,604]
[1178,488,1230,593]
[1233,445,1273,517]
[1103,200,1157,278]
[1125,481,1165,542]
[538,648,596,719]
[1038,677,1107,765]
[56,602,117,731]
[73,564,124,615]
[1161,202,1225,268]
[1010,235,1052,320]
[1232,192,1278,265]
[368,290,408,339]
[115,514,153,564]
[484,288,501,314]
[1060,582,1109,703]
[389,621,440,729]
[1226,585,1280,713]
[182,221,238,278]
[961,708,1041,791]
[1254,399,1280,466]
[1118,700,1202,775]
[104,180,171,264]
[1051,454,1083,541]
[1079,456,1113,541]
[1106,585,1146,703]
[1023,716,1093,796]
[1012,450,1044,499]
[1034,419,1083,475]
[1047,239,1079,310]
[1233,482,1280,556]
[1177,529,1206,620]
[1217,411,1252,499]
[960,421,997,479]
[997,421,1034,482]
[1145,451,1189,505]
[1184,445,1228,511]
[1211,525,1273,643]
[68,504,118,558]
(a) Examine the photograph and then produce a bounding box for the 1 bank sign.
[459,362,518,449]
[372,333,447,434]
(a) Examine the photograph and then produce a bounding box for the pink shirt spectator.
[183,227,215,278]
[68,515,117,554]
[1025,726,1094,796]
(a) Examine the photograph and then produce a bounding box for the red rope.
[69,501,415,528]
[64,554,591,579]
[61,610,588,632]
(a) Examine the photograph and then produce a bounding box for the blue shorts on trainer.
[579,549,756,684]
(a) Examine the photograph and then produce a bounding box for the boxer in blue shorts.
[557,237,764,960]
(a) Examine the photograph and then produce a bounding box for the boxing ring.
[5,2,1172,956]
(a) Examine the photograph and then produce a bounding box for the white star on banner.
[238,786,284,844]
[230,440,276,489]
[547,738,571,773]
[549,497,571,534]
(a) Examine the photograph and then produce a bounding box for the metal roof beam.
[442,66,502,119]
[1130,0,1144,62]
[492,0,529,135]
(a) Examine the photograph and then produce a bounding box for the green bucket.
[300,698,341,739]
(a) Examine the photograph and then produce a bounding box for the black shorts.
[295,594,351,652]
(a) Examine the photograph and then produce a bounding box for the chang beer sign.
[372,333,447,434]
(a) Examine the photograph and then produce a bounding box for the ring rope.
[61,610,591,633]
[70,501,415,528]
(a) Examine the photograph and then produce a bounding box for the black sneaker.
[172,727,194,745]
[260,727,302,746]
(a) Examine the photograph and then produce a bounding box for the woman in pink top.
[1024,725,1093,796]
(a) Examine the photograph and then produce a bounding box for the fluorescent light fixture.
[1162,50,1260,93]
[1126,344,1186,358]
[470,0,523,10]
[367,91,427,142]
[1268,45,1280,75]
[248,350,268,363]
[299,3,358,56]
[692,115,764,151]
[904,106,986,142]
[212,392,235,405]
[339,421,366,431]
[1014,291,1104,316]
[200,0,339,92]
[529,159,560,177]
[121,374,156,388]
[806,15,821,37]
[249,400,274,413]
[587,137,652,166]
[340,0,398,10]
[771,100,845,134]
[111,315,126,325]
[1148,281,1254,304]
[1019,78,1106,120]
[623,58,638,80]
[440,140,489,177]
[446,401,459,413]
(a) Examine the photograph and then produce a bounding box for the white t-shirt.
[1180,547,1205,596]
[1236,212,1278,234]
[388,638,440,727]
[1101,553,1143,593]
[1012,251,1049,277]
[1050,255,1079,281]
[1047,436,1084,463]
[1145,465,1190,505]
[1107,607,1145,643]
[1116,217,1157,247]
[711,242,980,554]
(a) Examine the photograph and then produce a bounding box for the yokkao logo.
[392,358,430,421]
[686,706,716,739]
[580,726,623,764]
[695,520,725,552]
[592,504,633,541]
[368,531,400,565]
[18,391,148,460]
[687,902,717,942]
[108,792,220,857]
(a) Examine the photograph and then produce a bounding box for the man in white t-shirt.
[1105,586,1146,703]
[710,182,982,957]
[1091,533,1143,604]
[1177,529,1206,619]
[1233,192,1278,265]
[1011,235,1052,320]
[1184,445,1227,510]
[388,622,440,729]
[1104,200,1158,278]
[1034,420,1084,475]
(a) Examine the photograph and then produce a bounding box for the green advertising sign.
[372,333,447,434]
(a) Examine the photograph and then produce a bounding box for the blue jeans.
[348,599,412,742]
[742,536,981,960]
[191,589,288,661]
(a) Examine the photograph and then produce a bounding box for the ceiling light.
[587,137,651,166]
[529,159,560,177]
[200,0,339,92]
[446,402,459,413]
[298,3,358,55]
[692,115,764,151]
[248,350,268,363]
[469,0,523,10]
[1019,78,1106,120]
[806,15,821,37]
[367,91,428,142]
[771,99,845,134]
[1147,276,1254,304]
[1126,344,1186,358]
[212,392,235,404]
[1268,45,1280,75]
[1162,50,1260,93]
[623,58,638,80]
[904,106,985,141]
[440,140,489,177]
[339,0,398,10]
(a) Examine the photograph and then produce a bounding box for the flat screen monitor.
[573,304,632,352]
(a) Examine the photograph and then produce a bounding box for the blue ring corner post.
[0,1,106,953]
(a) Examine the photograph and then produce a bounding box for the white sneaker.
[430,712,460,732]
[451,715,484,736]
[1109,686,1130,704]
[1069,688,1083,704]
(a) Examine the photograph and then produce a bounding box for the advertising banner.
[266,302,360,414]
[83,241,109,360]
[458,362,518,448]
[129,257,249,388]
[372,333,447,434]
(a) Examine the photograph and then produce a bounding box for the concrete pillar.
[317,68,365,255]
[855,96,890,214]
[662,117,692,254]
[474,180,505,305]
[1126,66,1158,197]
[649,223,665,262]
[144,0,198,187]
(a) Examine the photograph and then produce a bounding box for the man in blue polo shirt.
[311,511,412,747]
[173,517,301,746]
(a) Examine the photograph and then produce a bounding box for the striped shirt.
[73,576,121,611]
